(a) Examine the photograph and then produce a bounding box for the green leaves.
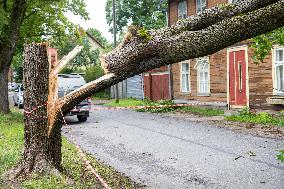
[0,6,8,40]
[137,28,153,43]
[105,0,168,34]
[277,150,284,163]
[252,27,284,64]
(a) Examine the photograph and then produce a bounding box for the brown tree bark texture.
[55,0,284,121]
[7,43,62,180]
[0,67,10,113]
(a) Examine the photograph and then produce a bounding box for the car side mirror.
[15,89,19,92]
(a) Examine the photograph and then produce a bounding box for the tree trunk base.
[3,158,62,188]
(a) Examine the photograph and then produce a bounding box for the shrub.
[84,65,104,82]
[277,150,284,163]
[226,107,284,126]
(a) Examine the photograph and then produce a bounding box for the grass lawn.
[106,98,224,116]
[0,109,141,189]
[178,106,224,116]
[105,98,144,107]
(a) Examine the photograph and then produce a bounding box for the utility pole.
[112,0,119,103]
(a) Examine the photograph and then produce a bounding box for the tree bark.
[0,0,26,113]
[6,43,62,180]
[52,0,284,122]
[0,67,10,113]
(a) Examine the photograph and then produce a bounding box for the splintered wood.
[47,46,83,135]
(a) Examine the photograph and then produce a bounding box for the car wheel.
[77,115,87,122]
[18,103,24,109]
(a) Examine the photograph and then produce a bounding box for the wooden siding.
[169,0,277,108]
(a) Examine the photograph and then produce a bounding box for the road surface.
[63,108,284,188]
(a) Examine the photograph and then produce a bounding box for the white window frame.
[178,0,187,19]
[228,0,238,3]
[272,46,284,95]
[196,0,207,14]
[196,57,210,95]
[180,61,191,93]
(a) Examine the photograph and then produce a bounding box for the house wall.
[111,75,144,100]
[247,43,273,107]
[172,49,228,103]
[169,0,275,108]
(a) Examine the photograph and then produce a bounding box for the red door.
[229,50,247,107]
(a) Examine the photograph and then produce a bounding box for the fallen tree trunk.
[56,0,284,120]
[8,0,284,181]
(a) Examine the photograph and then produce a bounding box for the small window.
[178,0,187,19]
[196,0,206,14]
[229,0,239,3]
[274,48,284,94]
[180,61,190,93]
[196,57,210,94]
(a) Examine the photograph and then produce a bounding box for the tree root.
[2,156,62,189]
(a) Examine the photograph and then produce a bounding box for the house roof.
[85,31,105,50]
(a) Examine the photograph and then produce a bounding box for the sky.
[65,0,113,42]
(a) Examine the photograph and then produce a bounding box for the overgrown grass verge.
[225,107,284,127]
[178,106,224,116]
[106,98,224,116]
[106,98,144,107]
[0,110,141,188]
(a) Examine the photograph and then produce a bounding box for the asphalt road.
[63,107,284,188]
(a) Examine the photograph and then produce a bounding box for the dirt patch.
[162,112,284,139]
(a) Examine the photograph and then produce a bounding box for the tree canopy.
[105,0,168,33]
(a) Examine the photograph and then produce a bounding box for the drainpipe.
[167,2,174,100]
[112,0,119,103]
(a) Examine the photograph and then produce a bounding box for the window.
[229,0,239,3]
[196,0,206,14]
[274,48,284,94]
[180,61,190,93]
[178,0,187,19]
[196,57,210,94]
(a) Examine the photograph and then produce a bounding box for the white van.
[58,74,90,122]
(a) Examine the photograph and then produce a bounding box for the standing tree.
[4,0,284,184]
[105,0,168,33]
[0,0,88,114]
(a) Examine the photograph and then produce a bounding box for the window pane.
[178,1,187,19]
[185,74,189,91]
[276,50,284,62]
[198,71,209,93]
[182,74,189,92]
[182,63,189,72]
[196,0,201,6]
[276,65,284,91]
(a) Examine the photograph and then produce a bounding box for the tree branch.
[54,0,284,122]
[172,0,280,32]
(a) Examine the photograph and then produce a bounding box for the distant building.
[86,31,105,51]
